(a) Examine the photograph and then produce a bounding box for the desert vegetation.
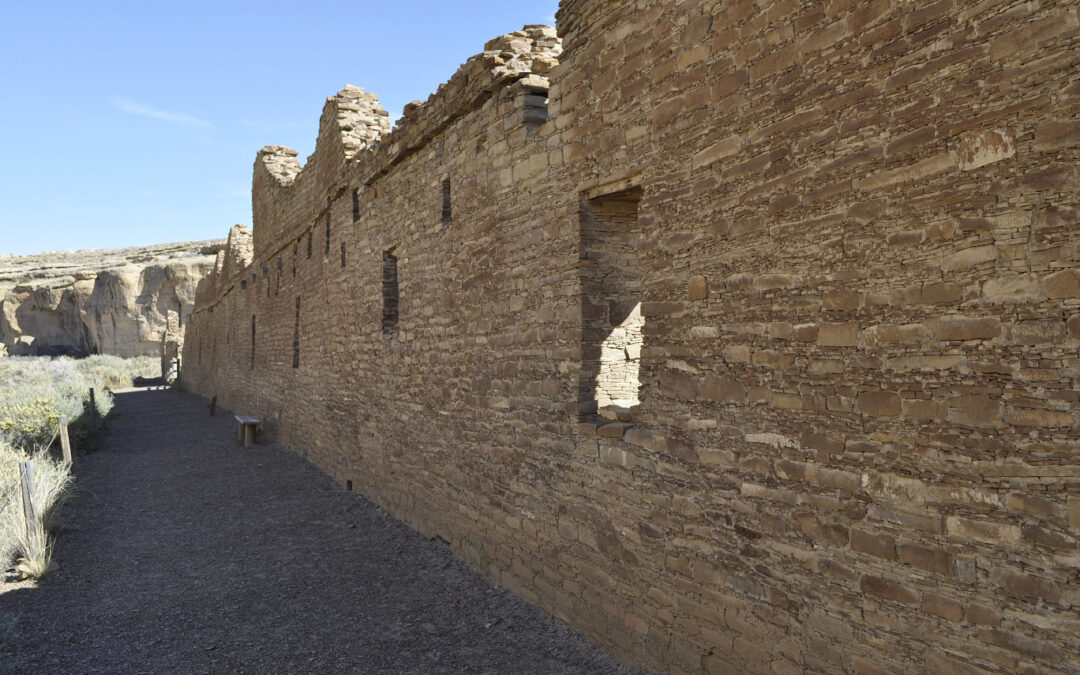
[0,355,157,578]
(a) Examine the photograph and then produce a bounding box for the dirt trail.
[0,388,633,674]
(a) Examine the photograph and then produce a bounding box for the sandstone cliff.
[0,240,224,357]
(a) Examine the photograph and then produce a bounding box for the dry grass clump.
[0,442,72,578]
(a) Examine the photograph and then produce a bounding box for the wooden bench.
[235,415,260,448]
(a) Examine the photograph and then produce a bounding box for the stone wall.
[182,4,1080,673]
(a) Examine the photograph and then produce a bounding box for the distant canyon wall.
[0,241,223,358]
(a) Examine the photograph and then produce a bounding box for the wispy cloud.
[109,97,212,128]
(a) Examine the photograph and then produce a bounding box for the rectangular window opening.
[325,212,331,256]
[579,186,644,422]
[293,297,301,369]
[352,189,360,221]
[441,179,452,225]
[382,250,399,337]
[341,242,347,268]
[346,479,353,492]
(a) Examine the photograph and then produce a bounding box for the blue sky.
[0,1,559,255]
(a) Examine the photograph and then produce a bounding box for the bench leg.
[243,424,255,448]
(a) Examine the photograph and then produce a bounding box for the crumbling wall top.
[340,25,560,188]
[324,85,392,161]
[256,145,302,187]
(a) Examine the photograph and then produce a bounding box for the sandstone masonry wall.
[183,5,1080,673]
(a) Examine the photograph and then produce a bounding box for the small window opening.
[441,179,452,225]
[293,297,301,369]
[346,479,353,492]
[352,189,360,221]
[250,315,256,370]
[382,250,399,337]
[341,242,347,268]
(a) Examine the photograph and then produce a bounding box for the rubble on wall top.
[347,25,561,183]
[323,85,392,161]
[256,145,302,186]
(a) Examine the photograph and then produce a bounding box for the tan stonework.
[183,5,1080,673]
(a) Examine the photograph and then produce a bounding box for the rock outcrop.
[0,240,223,357]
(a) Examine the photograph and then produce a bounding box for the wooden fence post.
[58,415,72,463]
[19,461,40,561]
[209,396,217,417]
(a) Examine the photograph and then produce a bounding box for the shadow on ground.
[0,388,633,674]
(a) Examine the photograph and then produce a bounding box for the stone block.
[946,516,1021,546]
[922,283,962,305]
[928,316,1001,341]
[688,275,709,301]
[624,427,666,453]
[947,395,1004,429]
[1068,315,1080,340]
[958,128,1016,171]
[1005,320,1066,345]
[941,245,999,271]
[660,370,700,400]
[856,391,900,417]
[818,323,859,347]
[862,323,933,349]
[723,344,751,363]
[849,528,896,560]
[1006,493,1066,520]
[1035,120,1080,151]
[859,574,918,605]
[701,375,747,404]
[982,275,1044,304]
[964,604,1000,627]
[902,399,947,421]
[597,422,632,439]
[691,135,742,169]
[978,630,1063,664]
[898,543,955,576]
[1007,408,1075,428]
[792,323,818,342]
[823,291,860,310]
[751,349,795,369]
[921,593,964,622]
[1042,268,1080,298]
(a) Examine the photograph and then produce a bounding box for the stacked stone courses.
[183,4,1080,673]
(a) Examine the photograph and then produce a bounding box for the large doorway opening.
[579,187,643,420]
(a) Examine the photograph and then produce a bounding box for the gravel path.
[0,387,633,674]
